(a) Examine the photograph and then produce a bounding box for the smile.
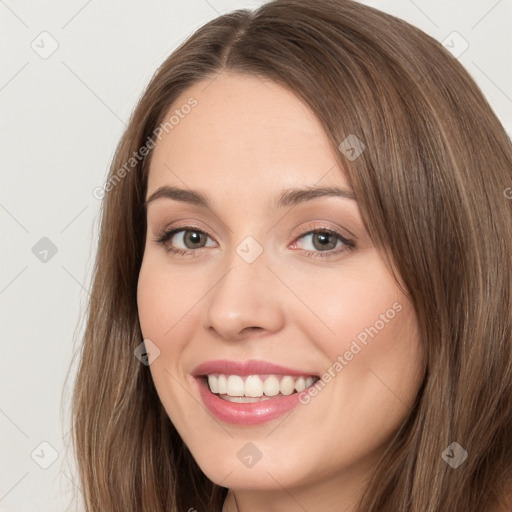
[206,373,318,402]
[192,360,320,425]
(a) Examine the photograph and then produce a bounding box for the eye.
[154,226,216,256]
[291,226,355,259]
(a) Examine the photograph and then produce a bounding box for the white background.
[1,0,510,510]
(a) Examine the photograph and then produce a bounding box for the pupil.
[314,232,335,250]
[186,231,203,248]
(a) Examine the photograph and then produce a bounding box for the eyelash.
[153,224,356,259]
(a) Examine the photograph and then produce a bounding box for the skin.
[137,71,424,512]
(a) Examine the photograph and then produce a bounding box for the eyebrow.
[144,185,357,210]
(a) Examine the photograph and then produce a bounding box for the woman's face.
[137,71,424,507]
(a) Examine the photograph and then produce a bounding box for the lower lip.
[196,377,303,425]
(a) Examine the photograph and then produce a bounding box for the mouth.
[192,359,321,425]
[203,373,320,403]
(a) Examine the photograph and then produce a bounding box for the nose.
[202,253,285,341]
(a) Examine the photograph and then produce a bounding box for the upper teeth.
[207,374,316,397]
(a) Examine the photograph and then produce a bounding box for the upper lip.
[192,359,319,377]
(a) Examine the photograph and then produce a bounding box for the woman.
[70,0,512,510]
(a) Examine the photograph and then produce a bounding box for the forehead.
[147,71,350,198]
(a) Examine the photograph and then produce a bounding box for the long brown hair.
[68,0,512,510]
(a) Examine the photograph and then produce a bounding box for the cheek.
[137,256,161,334]
[137,260,203,432]
[137,256,200,343]
[291,272,422,478]
[291,254,409,362]
[293,254,423,420]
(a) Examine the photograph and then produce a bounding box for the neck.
[222,490,240,512]
[221,468,368,512]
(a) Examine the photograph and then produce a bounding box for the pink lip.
[195,377,303,425]
[192,359,318,426]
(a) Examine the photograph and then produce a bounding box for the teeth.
[206,374,317,398]
[295,376,306,392]
[227,375,244,396]
[280,376,295,395]
[217,375,227,394]
[208,374,219,394]
[263,375,280,397]
[245,375,264,397]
